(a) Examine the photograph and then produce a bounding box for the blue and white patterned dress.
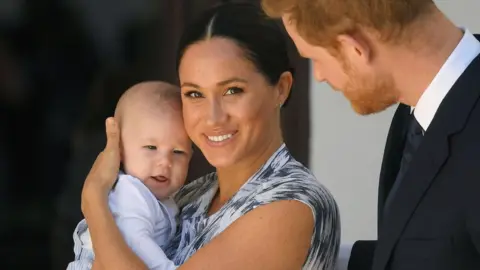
[165,144,340,269]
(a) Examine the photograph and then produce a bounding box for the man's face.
[282,16,398,115]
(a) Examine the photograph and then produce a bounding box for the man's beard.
[341,62,398,115]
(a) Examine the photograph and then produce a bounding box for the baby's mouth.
[151,175,169,183]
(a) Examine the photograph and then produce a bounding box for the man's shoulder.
[452,99,480,143]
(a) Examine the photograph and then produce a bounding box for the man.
[262,1,480,270]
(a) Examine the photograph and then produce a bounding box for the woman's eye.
[184,91,203,98]
[225,87,243,95]
[144,145,157,150]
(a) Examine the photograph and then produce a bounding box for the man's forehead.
[282,23,309,53]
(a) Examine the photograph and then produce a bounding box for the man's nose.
[313,66,326,82]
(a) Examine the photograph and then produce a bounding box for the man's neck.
[384,12,464,107]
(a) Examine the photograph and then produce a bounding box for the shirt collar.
[413,29,480,131]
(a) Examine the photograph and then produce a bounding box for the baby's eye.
[173,149,185,155]
[144,145,157,150]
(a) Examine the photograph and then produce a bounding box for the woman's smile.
[205,130,238,146]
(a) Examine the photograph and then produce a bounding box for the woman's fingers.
[102,117,120,174]
[98,117,121,187]
[104,117,120,154]
[82,117,121,200]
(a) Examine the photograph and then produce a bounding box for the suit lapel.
[377,104,410,225]
[373,54,480,270]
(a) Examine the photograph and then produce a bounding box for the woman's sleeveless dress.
[165,144,340,269]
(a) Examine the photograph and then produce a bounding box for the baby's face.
[120,105,192,200]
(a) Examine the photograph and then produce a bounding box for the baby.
[67,81,192,270]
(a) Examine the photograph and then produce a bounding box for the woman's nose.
[206,99,227,126]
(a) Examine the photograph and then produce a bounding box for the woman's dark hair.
[176,2,294,106]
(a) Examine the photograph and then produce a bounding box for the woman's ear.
[275,71,293,107]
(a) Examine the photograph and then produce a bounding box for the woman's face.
[178,37,289,168]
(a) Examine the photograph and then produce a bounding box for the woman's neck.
[215,135,283,205]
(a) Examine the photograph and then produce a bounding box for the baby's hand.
[81,117,121,211]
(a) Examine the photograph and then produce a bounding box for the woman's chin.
[204,155,237,170]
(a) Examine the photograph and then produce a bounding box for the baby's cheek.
[171,176,185,191]
[172,170,188,190]
[123,149,149,177]
[124,159,150,181]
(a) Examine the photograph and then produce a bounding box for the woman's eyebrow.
[180,82,200,88]
[216,77,248,86]
[181,77,248,88]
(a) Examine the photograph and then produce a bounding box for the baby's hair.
[147,81,182,107]
[114,81,182,124]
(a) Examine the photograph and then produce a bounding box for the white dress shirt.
[339,29,480,270]
[413,29,480,130]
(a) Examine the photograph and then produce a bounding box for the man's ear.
[336,32,373,66]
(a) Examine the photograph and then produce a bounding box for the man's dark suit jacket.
[348,36,480,270]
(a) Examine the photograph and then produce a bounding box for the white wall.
[309,0,480,243]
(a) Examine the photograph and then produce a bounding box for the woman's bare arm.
[85,193,314,270]
[91,260,102,270]
[179,200,315,270]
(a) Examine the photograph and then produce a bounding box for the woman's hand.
[78,117,148,270]
[81,117,121,214]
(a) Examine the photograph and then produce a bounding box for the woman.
[81,3,340,270]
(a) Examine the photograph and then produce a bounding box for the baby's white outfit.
[66,173,178,270]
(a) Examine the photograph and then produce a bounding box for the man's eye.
[225,87,243,95]
[144,145,157,150]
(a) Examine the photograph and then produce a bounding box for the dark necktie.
[383,112,424,217]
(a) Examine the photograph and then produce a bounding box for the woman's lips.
[204,131,238,146]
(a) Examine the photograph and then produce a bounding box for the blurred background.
[0,0,310,269]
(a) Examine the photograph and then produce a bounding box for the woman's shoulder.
[253,159,338,214]
[257,160,340,270]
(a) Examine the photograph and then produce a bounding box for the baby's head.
[114,81,192,200]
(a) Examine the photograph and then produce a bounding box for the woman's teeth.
[208,134,233,142]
